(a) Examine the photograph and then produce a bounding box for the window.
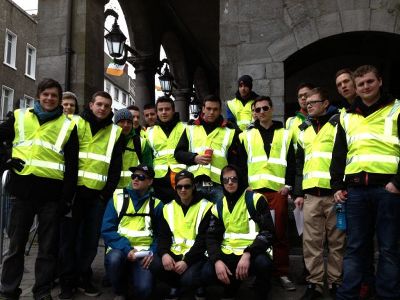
[122,93,127,105]
[20,95,35,108]
[25,44,36,79]
[114,87,119,102]
[104,80,111,94]
[4,29,17,68]
[1,86,14,120]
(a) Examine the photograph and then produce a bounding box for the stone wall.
[219,0,400,120]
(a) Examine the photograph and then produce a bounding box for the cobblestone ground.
[0,241,336,300]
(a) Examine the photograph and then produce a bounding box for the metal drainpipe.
[64,0,73,91]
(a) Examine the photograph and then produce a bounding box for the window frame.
[1,85,15,120]
[25,43,36,79]
[3,29,17,69]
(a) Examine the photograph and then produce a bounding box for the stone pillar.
[132,55,156,110]
[173,88,191,121]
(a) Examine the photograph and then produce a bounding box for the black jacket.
[157,191,211,266]
[0,108,79,204]
[293,106,339,197]
[330,94,400,191]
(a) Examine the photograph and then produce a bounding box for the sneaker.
[78,282,101,297]
[300,283,323,300]
[58,286,75,300]
[165,288,179,300]
[280,276,296,291]
[195,287,206,300]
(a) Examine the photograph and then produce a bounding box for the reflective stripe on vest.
[146,122,186,178]
[244,128,289,191]
[12,109,74,179]
[285,115,303,152]
[340,100,400,175]
[186,125,235,183]
[77,117,122,190]
[117,137,145,188]
[164,199,211,256]
[227,99,254,131]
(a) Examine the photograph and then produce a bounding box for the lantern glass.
[105,21,126,58]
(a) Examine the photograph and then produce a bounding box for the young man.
[203,164,275,300]
[102,165,162,300]
[150,170,212,300]
[59,91,124,298]
[226,75,259,131]
[127,105,145,137]
[331,65,400,300]
[240,96,296,291]
[146,96,186,203]
[0,78,78,300]
[335,68,357,109]
[143,103,157,128]
[61,91,79,115]
[293,88,344,299]
[114,108,152,189]
[175,95,242,203]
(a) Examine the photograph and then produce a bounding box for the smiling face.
[355,71,382,105]
[117,119,133,135]
[62,98,76,115]
[176,177,194,204]
[222,169,238,194]
[89,96,112,120]
[39,87,60,112]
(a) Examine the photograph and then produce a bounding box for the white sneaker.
[279,276,296,291]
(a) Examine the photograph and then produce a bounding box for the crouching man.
[101,165,163,300]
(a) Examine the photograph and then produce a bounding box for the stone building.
[0,0,37,120]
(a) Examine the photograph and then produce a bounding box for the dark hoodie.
[293,105,339,197]
[206,164,275,263]
[330,93,400,191]
[156,186,211,266]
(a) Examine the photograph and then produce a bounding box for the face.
[238,83,251,99]
[202,101,221,123]
[39,87,60,112]
[143,108,157,126]
[89,96,112,120]
[222,169,238,194]
[62,98,76,115]
[297,87,312,111]
[354,71,382,104]
[175,178,194,203]
[251,104,258,121]
[131,171,153,192]
[130,109,140,129]
[117,119,133,135]
[254,100,273,123]
[157,102,174,122]
[336,73,356,100]
[306,93,329,117]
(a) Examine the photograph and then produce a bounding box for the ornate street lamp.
[156,59,174,96]
[189,89,201,119]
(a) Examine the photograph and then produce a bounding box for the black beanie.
[238,75,253,89]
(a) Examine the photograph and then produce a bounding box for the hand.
[215,260,232,285]
[279,187,290,196]
[6,158,25,172]
[141,254,153,269]
[294,197,304,209]
[162,254,175,271]
[127,249,137,262]
[385,182,400,194]
[334,190,348,203]
[174,261,188,275]
[236,252,250,280]
[194,154,212,165]
[58,201,72,216]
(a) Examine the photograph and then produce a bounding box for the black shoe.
[78,282,101,297]
[329,283,338,300]
[195,287,206,300]
[300,283,323,300]
[165,288,179,300]
[59,286,76,300]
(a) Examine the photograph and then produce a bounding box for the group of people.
[0,63,398,300]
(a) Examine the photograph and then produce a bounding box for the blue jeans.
[337,186,400,300]
[105,249,153,299]
[195,183,224,203]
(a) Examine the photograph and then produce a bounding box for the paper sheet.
[293,206,304,236]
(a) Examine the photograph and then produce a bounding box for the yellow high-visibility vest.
[227,98,254,131]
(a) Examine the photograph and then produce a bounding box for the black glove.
[5,158,25,172]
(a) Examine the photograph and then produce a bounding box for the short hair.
[253,95,273,108]
[127,105,140,112]
[296,82,316,95]
[307,87,329,102]
[156,96,175,110]
[62,91,79,114]
[90,91,112,103]
[143,103,155,110]
[353,65,381,80]
[37,78,63,101]
[335,68,353,80]
[202,94,221,107]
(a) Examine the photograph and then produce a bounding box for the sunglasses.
[176,184,193,190]
[131,173,148,181]
[254,106,270,113]
[222,176,238,184]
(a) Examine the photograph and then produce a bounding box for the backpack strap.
[244,190,258,221]
[216,198,223,220]
[133,135,143,163]
[117,189,130,224]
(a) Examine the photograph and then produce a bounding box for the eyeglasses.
[306,100,324,107]
[176,184,193,190]
[131,174,148,181]
[222,176,238,184]
[254,106,270,113]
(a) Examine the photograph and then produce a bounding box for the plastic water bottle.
[336,203,346,231]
